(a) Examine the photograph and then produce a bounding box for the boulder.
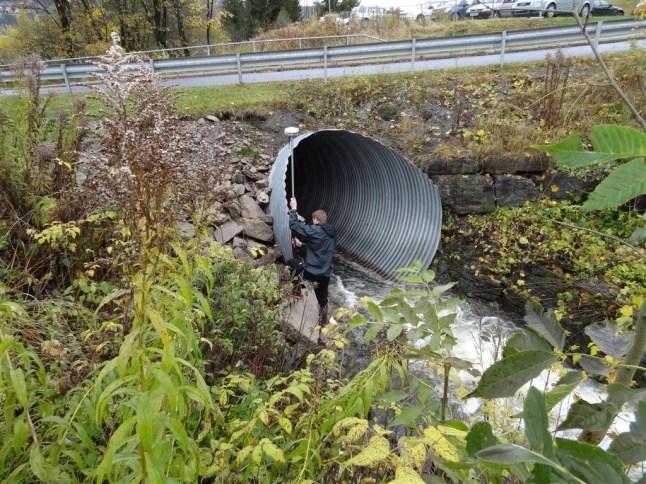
[239,194,266,219]
[423,157,479,175]
[432,174,496,214]
[213,221,243,244]
[540,171,595,201]
[494,175,540,208]
[282,288,320,345]
[483,156,550,174]
[241,218,274,243]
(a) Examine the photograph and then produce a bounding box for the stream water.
[327,257,644,481]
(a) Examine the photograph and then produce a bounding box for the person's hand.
[292,237,302,247]
[289,197,297,210]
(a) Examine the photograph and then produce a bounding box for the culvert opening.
[269,130,442,280]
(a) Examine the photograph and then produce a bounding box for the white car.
[351,5,388,21]
[398,3,436,20]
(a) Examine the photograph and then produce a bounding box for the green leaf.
[532,125,646,167]
[466,422,498,457]
[582,158,646,212]
[366,301,383,321]
[476,443,558,469]
[584,323,634,358]
[503,329,552,358]
[524,387,554,459]
[608,401,646,466]
[628,227,646,244]
[136,394,156,451]
[555,438,630,484]
[524,302,565,351]
[607,384,646,407]
[608,433,646,466]
[378,390,409,404]
[399,301,420,326]
[9,368,29,408]
[391,405,422,426]
[544,371,583,412]
[556,400,617,432]
[364,322,384,344]
[96,416,137,483]
[468,350,558,399]
[387,324,404,341]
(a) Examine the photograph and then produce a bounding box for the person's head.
[312,210,327,225]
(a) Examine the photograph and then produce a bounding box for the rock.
[239,194,266,218]
[212,221,243,244]
[251,247,277,268]
[234,172,247,184]
[241,218,274,242]
[177,222,196,241]
[257,213,273,225]
[225,200,243,220]
[282,287,320,345]
[242,169,266,181]
[483,156,550,175]
[205,115,220,123]
[234,184,246,196]
[256,191,270,205]
[540,171,595,201]
[432,174,496,214]
[494,175,540,208]
[232,247,247,261]
[423,157,479,175]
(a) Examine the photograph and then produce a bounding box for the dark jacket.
[289,209,336,277]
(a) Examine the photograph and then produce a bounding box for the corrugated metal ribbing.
[268,129,442,280]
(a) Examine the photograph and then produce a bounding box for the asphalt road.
[3,38,644,95]
[167,38,645,88]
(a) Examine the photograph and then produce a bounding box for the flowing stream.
[327,257,643,481]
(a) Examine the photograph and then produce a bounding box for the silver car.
[511,0,592,16]
[485,0,517,17]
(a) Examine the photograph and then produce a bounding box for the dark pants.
[286,258,330,308]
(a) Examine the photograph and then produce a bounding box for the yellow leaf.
[619,305,633,317]
[345,436,390,467]
[422,427,459,462]
[261,439,285,463]
[539,118,547,127]
[387,465,425,483]
[550,184,560,192]
[252,445,263,465]
[398,437,427,469]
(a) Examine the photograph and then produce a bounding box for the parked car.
[511,0,591,17]
[398,2,436,20]
[447,0,493,19]
[351,5,387,21]
[484,0,517,17]
[589,0,623,15]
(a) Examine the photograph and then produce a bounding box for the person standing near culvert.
[287,197,336,319]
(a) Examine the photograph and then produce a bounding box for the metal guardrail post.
[411,38,416,74]
[594,21,603,49]
[299,39,303,49]
[324,46,328,84]
[253,41,257,53]
[207,45,211,56]
[500,31,507,67]
[149,59,155,73]
[60,64,72,94]
[237,53,242,84]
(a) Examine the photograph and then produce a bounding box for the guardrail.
[1,18,644,92]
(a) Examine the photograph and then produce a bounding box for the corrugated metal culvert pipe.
[268,129,442,280]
